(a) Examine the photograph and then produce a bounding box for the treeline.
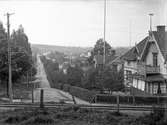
[0,23,36,93]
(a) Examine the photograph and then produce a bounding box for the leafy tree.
[11,25,32,55]
[83,67,99,90]
[93,38,112,55]
[0,24,34,84]
[46,60,59,72]
[88,38,113,64]
[67,66,84,86]
[102,67,124,91]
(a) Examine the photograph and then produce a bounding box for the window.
[126,70,132,82]
[152,53,158,66]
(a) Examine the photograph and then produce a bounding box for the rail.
[0,103,166,112]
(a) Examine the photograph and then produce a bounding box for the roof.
[122,37,148,61]
[107,55,123,66]
[153,31,167,59]
[146,74,167,82]
[94,54,117,65]
[122,26,167,62]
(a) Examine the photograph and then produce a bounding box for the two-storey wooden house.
[122,25,167,95]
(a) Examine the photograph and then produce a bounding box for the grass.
[0,79,39,103]
[0,106,164,125]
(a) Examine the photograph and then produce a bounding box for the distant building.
[122,25,167,95]
[93,51,104,69]
[59,62,70,74]
[107,56,124,72]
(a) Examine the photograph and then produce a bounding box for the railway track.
[0,103,166,112]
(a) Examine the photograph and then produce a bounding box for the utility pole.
[129,20,132,48]
[149,13,154,32]
[5,12,14,103]
[103,0,106,66]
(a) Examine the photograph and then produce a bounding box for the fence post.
[117,95,120,113]
[95,95,97,103]
[32,89,34,103]
[164,104,167,122]
[40,89,44,108]
[133,95,135,105]
[72,95,76,104]
[157,95,160,105]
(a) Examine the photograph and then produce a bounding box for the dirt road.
[33,55,89,104]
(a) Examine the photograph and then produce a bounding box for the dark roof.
[107,55,124,66]
[94,54,117,65]
[146,74,167,82]
[122,27,167,61]
[153,31,167,59]
[106,55,117,64]
[122,37,149,61]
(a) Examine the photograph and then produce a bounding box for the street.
[33,55,89,104]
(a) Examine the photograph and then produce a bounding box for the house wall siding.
[145,42,167,74]
[124,61,140,87]
[123,34,167,94]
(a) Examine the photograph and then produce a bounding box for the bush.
[63,84,97,102]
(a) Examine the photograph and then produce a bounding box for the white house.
[122,25,167,95]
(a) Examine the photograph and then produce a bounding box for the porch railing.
[137,62,160,74]
[146,65,160,74]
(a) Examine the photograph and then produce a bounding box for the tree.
[88,38,114,64]
[11,25,32,55]
[67,66,84,87]
[0,24,34,84]
[102,67,124,91]
[93,38,112,55]
[81,67,99,90]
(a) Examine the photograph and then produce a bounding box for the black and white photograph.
[0,0,166,124]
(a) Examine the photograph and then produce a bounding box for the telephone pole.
[129,20,132,48]
[103,0,106,66]
[149,13,154,32]
[5,12,14,103]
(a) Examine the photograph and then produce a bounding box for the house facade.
[123,25,167,95]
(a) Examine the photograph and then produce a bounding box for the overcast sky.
[0,0,166,47]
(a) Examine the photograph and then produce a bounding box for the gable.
[141,32,165,63]
[122,37,148,61]
[153,31,167,60]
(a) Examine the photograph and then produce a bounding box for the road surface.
[32,55,89,104]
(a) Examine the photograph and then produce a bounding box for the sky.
[0,0,166,47]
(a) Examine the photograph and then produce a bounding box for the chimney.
[157,25,165,33]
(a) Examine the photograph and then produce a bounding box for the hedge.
[62,84,97,102]
[96,94,167,105]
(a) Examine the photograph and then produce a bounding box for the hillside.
[31,44,92,56]
[31,44,130,57]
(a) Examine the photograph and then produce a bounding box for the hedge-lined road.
[32,55,89,104]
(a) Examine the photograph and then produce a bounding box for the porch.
[146,74,167,95]
[137,62,160,75]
